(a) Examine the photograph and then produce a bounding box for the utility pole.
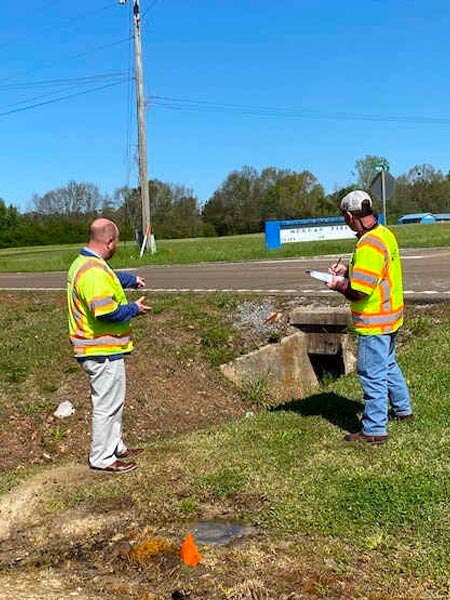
[120,0,155,253]
[380,167,387,226]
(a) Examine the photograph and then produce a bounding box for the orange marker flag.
[180,533,202,567]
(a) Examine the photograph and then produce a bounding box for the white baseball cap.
[340,190,373,213]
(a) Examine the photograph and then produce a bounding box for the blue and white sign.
[265,217,354,249]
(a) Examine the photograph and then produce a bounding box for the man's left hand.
[135,276,145,288]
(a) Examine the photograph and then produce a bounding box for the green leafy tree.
[266,171,325,220]
[0,198,21,247]
[393,164,450,218]
[354,155,390,190]
[203,166,263,236]
[203,166,326,236]
[115,180,203,240]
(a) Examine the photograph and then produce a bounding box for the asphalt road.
[0,247,449,301]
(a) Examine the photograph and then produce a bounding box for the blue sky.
[2,0,450,211]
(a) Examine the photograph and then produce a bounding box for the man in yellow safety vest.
[328,190,413,444]
[68,218,151,472]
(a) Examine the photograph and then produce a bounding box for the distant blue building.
[434,213,450,222]
[397,213,435,225]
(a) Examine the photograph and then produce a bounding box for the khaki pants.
[81,357,128,469]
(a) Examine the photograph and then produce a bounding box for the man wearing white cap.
[328,190,413,444]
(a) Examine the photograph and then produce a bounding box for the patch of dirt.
[0,316,247,472]
[0,465,88,541]
[0,570,104,600]
[0,294,328,472]
[0,293,369,600]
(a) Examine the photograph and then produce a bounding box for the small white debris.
[54,401,75,418]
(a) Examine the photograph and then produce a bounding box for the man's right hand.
[135,296,151,314]
[329,262,348,277]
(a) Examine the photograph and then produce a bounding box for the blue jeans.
[357,332,412,436]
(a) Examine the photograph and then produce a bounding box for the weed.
[24,399,54,415]
[268,332,282,343]
[180,497,197,516]
[51,425,67,440]
[319,372,337,389]
[201,326,235,366]
[201,328,230,348]
[203,346,235,367]
[238,376,272,407]
[407,315,433,337]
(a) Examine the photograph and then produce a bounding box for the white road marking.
[0,287,66,291]
[2,287,450,298]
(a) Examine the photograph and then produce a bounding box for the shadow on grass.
[272,392,363,433]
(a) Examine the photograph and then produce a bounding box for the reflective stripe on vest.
[70,333,132,348]
[352,306,403,328]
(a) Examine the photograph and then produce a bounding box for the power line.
[0,4,130,87]
[0,80,128,118]
[148,95,450,127]
[0,72,129,112]
[0,71,129,91]
[0,37,132,87]
[58,37,133,66]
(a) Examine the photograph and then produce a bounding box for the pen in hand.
[330,256,344,277]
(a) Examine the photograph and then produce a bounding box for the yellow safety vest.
[67,253,133,357]
[349,224,404,335]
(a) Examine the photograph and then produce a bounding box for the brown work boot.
[394,414,414,422]
[389,409,415,422]
[90,460,137,473]
[343,431,388,445]
[116,447,145,458]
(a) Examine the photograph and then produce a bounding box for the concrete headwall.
[220,331,319,402]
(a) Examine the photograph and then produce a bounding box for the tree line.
[1,155,450,248]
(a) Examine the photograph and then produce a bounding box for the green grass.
[0,291,242,410]
[1,222,450,272]
[0,295,70,405]
[1,293,450,595]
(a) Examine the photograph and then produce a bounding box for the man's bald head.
[89,218,119,243]
[87,218,120,259]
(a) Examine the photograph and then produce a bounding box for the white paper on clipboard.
[305,270,345,284]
